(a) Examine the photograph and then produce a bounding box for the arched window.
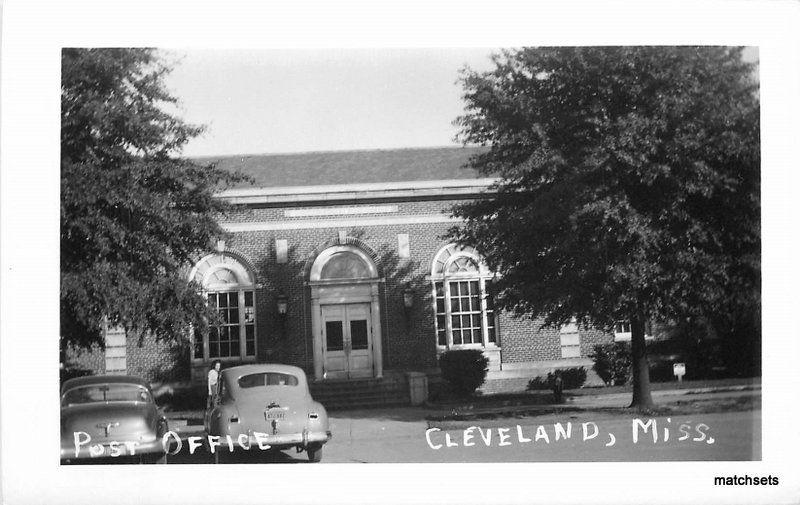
[320,251,373,280]
[431,244,497,349]
[189,252,257,362]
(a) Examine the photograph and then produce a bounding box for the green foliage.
[526,367,587,391]
[590,343,632,386]
[61,48,249,349]
[450,47,760,330]
[438,349,490,398]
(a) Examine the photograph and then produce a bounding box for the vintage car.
[205,364,331,462]
[60,375,169,464]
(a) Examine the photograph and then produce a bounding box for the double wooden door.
[321,303,374,379]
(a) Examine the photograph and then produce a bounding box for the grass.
[568,376,760,396]
[427,376,761,410]
[426,392,761,425]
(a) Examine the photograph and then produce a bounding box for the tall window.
[432,244,497,349]
[190,252,257,362]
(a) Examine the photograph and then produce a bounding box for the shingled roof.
[197,146,488,189]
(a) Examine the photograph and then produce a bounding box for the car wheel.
[306,444,322,463]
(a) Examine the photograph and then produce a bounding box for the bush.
[590,343,631,386]
[60,366,92,385]
[154,385,207,412]
[527,367,587,391]
[438,349,489,398]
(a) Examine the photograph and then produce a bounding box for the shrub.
[438,349,489,398]
[60,366,92,385]
[590,342,631,386]
[526,367,587,391]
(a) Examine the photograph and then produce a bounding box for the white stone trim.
[220,214,458,232]
[284,205,399,217]
[215,178,499,205]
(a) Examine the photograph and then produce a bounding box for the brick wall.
[64,343,105,375]
[63,195,615,382]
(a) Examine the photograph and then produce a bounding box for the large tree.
[450,47,760,409]
[61,48,245,352]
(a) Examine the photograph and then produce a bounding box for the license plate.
[265,411,285,420]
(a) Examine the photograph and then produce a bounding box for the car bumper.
[60,438,165,461]
[244,429,331,449]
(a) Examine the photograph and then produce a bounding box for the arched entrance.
[309,245,383,381]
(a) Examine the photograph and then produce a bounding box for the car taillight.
[229,416,239,423]
[308,412,319,419]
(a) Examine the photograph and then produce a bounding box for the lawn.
[427,376,761,410]
[567,376,760,396]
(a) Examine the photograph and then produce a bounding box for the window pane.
[450,282,460,296]
[437,330,446,346]
[470,295,480,311]
[350,320,369,350]
[452,329,462,345]
[238,373,298,389]
[326,321,344,351]
[320,251,371,279]
[220,341,230,357]
[435,282,444,297]
[244,291,254,307]
[487,326,496,344]
[208,293,217,306]
[451,315,461,329]
[470,280,478,293]
[450,298,460,313]
[231,340,240,357]
[217,293,229,307]
[246,339,255,356]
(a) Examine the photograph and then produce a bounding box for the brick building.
[67,146,615,400]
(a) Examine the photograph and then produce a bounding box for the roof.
[197,146,488,189]
[61,375,150,393]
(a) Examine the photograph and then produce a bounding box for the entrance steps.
[309,372,410,410]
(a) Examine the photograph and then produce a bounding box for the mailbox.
[673,362,686,382]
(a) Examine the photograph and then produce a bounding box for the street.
[164,407,759,464]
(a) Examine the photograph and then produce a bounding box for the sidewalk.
[165,383,760,437]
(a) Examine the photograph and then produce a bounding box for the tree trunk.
[629,313,654,410]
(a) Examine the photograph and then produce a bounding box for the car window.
[61,384,152,406]
[237,372,299,389]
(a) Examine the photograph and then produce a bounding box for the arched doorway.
[308,245,383,380]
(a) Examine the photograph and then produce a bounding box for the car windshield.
[237,372,299,389]
[61,384,152,406]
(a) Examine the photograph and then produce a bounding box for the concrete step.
[309,378,411,409]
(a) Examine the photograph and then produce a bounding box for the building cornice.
[215,178,499,206]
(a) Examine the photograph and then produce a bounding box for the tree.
[61,48,246,354]
[450,47,760,410]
